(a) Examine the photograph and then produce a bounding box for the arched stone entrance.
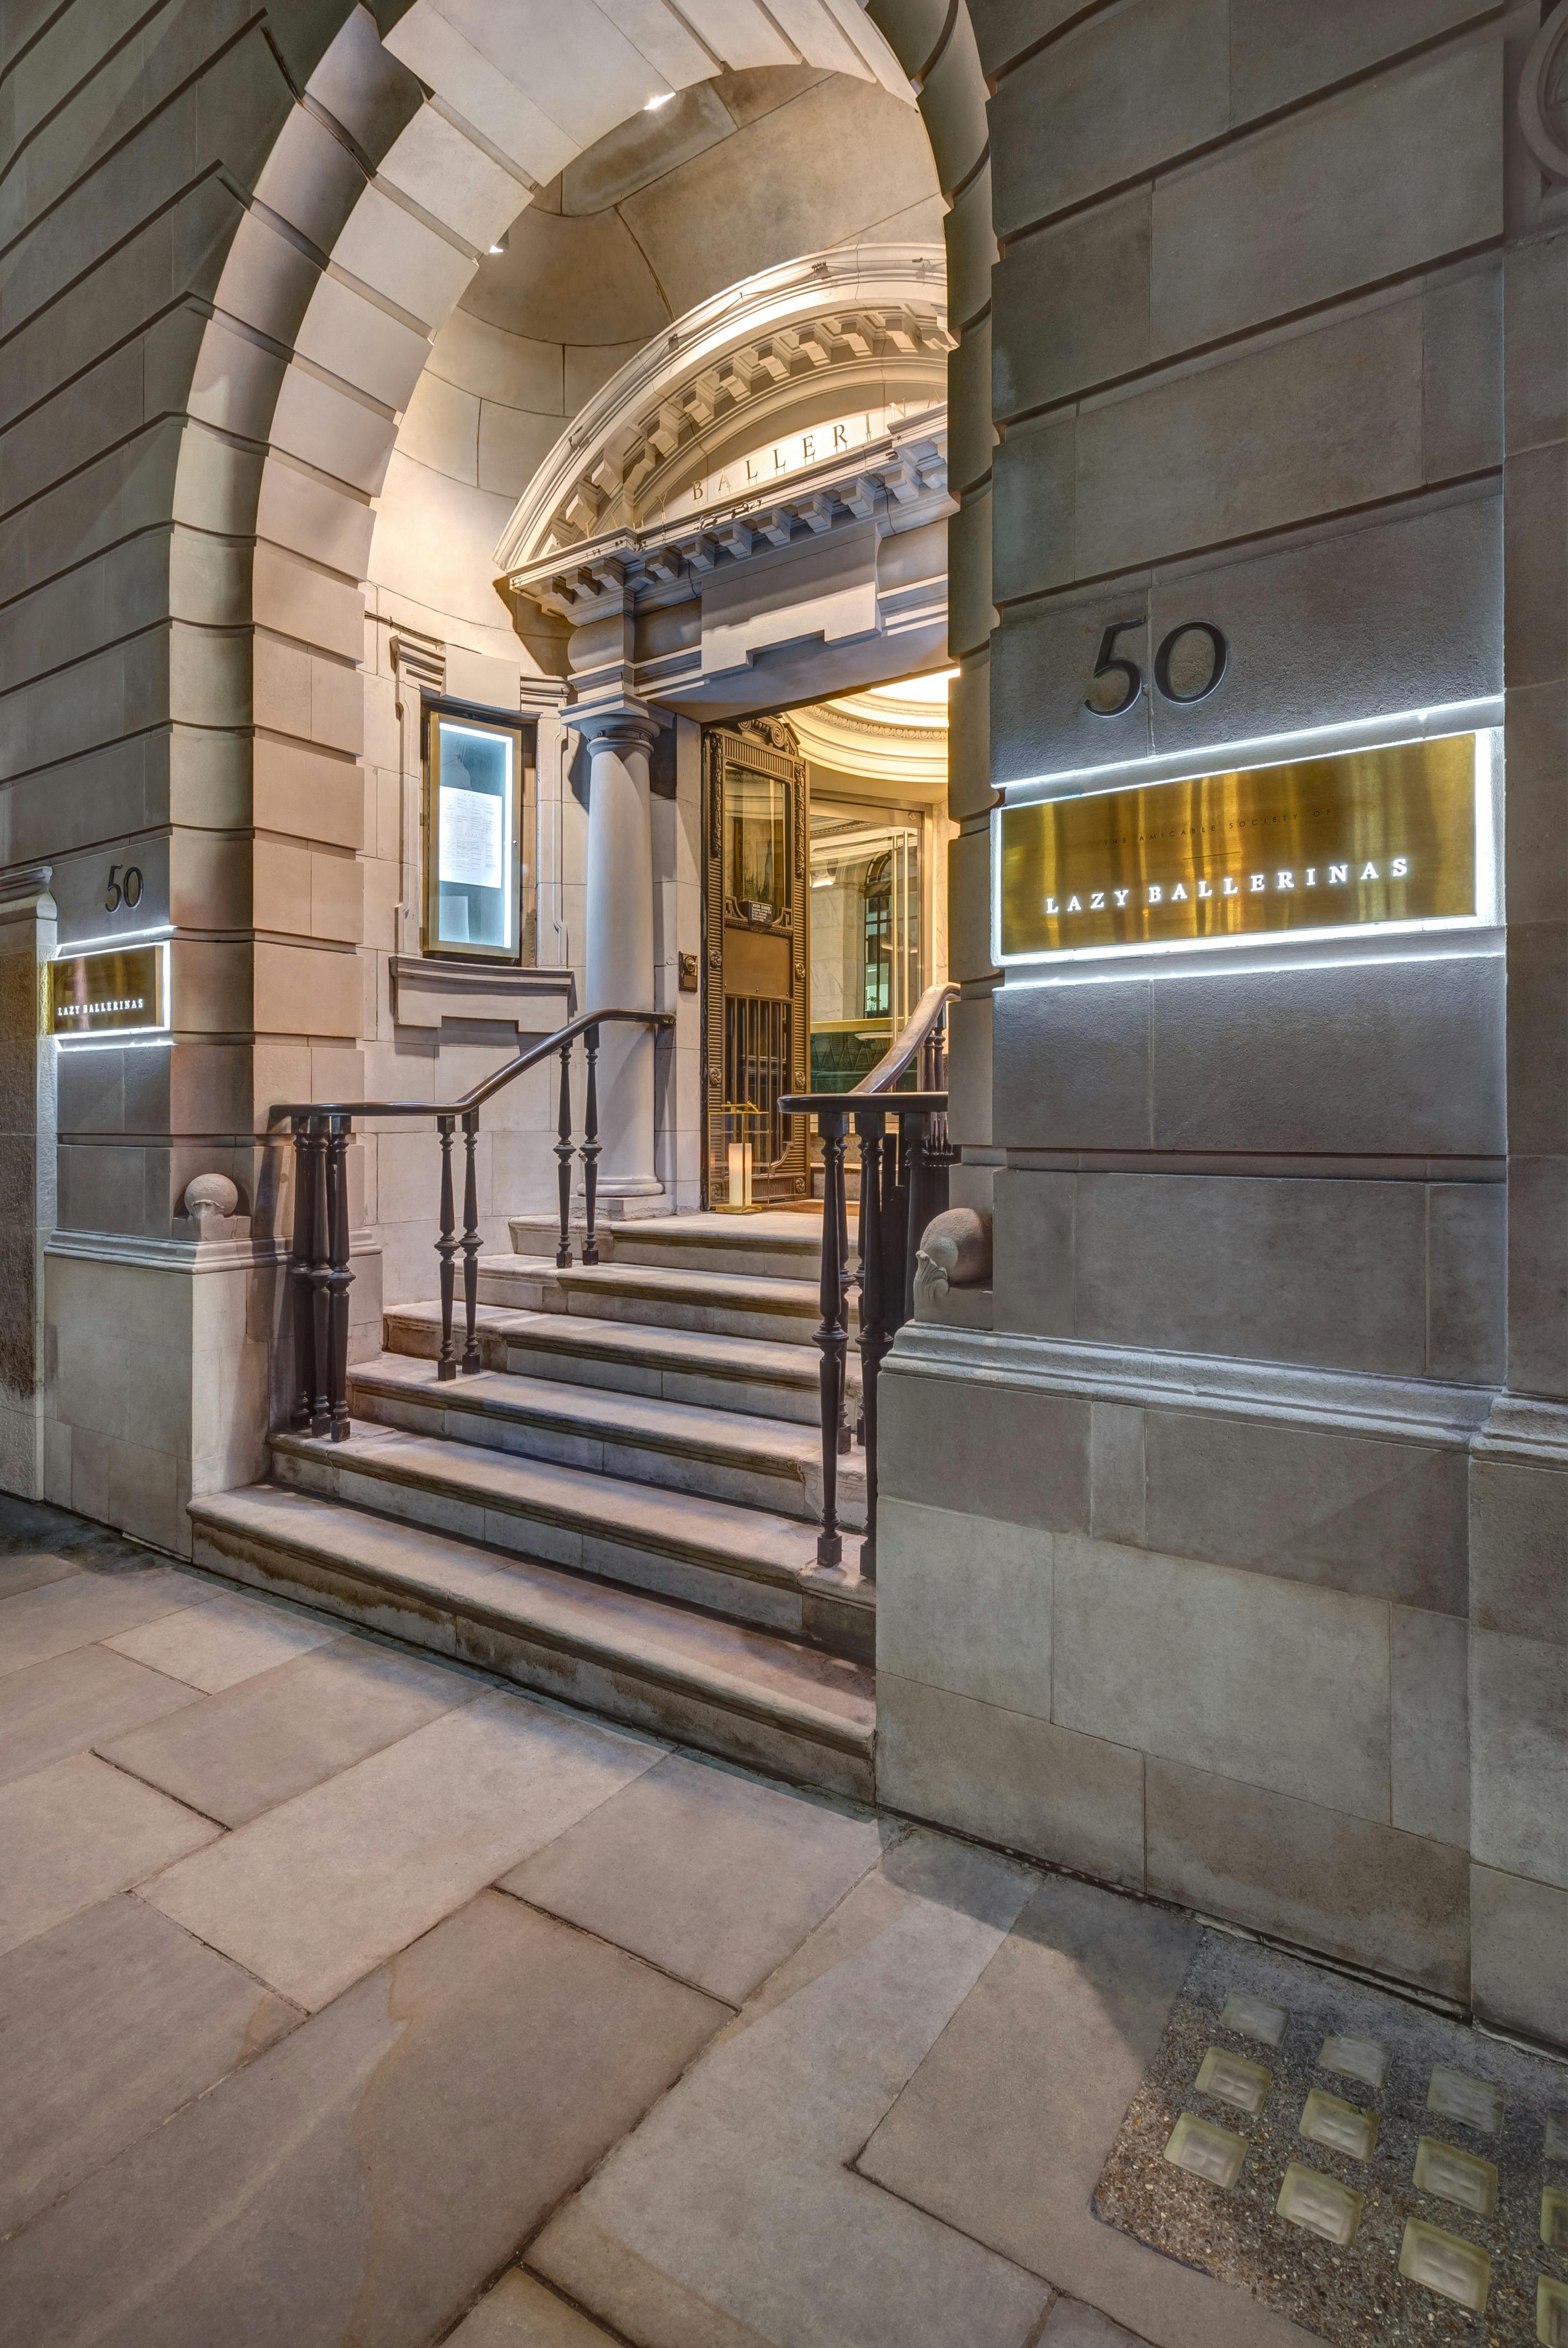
[19,0,995,1539]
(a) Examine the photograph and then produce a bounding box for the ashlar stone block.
[1052,1532,1392,1823]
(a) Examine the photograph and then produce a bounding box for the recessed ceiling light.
[488,229,509,255]
[644,90,675,110]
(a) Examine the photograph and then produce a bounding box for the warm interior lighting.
[862,668,959,705]
[726,1139,753,1208]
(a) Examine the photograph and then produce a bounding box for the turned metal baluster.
[580,1023,601,1266]
[325,1116,352,1440]
[435,1114,458,1380]
[290,1117,316,1431]
[459,1109,481,1373]
[308,1116,332,1436]
[812,1109,849,1569]
[854,1109,893,1583]
[554,1040,575,1267]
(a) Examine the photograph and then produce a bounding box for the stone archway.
[17,0,995,1543]
[178,0,997,1232]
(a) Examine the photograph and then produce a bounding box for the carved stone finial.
[913,1208,992,1316]
[181,1173,244,1242]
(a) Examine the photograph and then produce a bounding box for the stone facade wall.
[876,0,1568,2049]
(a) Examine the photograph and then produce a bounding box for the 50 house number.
[1087,620,1228,716]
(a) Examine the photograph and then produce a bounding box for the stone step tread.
[347,1353,865,1484]
[510,1312,860,1389]
[190,1485,874,1756]
[274,1421,855,1587]
[484,1255,827,1312]
[388,1304,858,1388]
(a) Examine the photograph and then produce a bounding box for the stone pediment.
[492,244,950,575]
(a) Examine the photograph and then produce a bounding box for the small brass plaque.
[50,945,165,1037]
[999,733,1477,958]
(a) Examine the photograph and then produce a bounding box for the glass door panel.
[808,804,923,1093]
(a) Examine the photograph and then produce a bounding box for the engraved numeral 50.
[1086,620,1228,715]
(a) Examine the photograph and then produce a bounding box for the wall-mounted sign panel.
[421,707,532,964]
[998,734,1478,962]
[49,944,167,1038]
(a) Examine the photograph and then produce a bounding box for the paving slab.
[527,1830,1052,2348]
[856,1874,1316,2348]
[0,1753,221,1958]
[1043,2305,1150,2347]
[445,2269,622,2345]
[0,1894,298,2238]
[502,1750,888,2003]
[0,1566,205,1678]
[103,1589,340,1691]
[0,1643,199,1787]
[0,1891,725,2348]
[143,1689,665,2009]
[99,1636,476,1827]
[0,1551,81,1600]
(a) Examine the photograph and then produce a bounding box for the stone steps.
[476,1255,848,1346]
[382,1304,857,1425]
[345,1351,865,1528]
[508,1209,826,1280]
[271,1419,870,1659]
[187,1483,874,1800]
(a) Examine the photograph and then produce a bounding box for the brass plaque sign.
[50,945,165,1037]
[999,734,1477,959]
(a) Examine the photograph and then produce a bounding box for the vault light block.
[1544,2187,1568,2250]
[1427,2065,1504,2137]
[1300,2089,1378,2162]
[1218,1989,1288,2048]
[1195,2047,1270,2116]
[1276,2161,1363,2248]
[1540,2274,1568,2346]
[1413,2136,1498,2219]
[1318,2033,1390,2093]
[1546,2112,1568,2163]
[1163,2112,1246,2189]
[1398,2218,1490,2313]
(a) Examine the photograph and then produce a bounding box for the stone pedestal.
[580,710,663,1206]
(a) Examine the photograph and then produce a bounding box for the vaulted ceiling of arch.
[371,60,944,637]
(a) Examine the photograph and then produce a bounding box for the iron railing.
[276,1007,672,1440]
[781,979,959,1579]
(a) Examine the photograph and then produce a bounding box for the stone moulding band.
[888,1323,1495,1453]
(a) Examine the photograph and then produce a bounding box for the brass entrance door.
[703,719,811,1205]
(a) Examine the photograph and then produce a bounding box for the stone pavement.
[1,1492,1520,2348]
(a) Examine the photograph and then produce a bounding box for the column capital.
[572,702,663,756]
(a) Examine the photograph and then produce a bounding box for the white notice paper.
[438,787,504,889]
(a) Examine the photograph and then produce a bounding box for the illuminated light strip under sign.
[992,730,1494,969]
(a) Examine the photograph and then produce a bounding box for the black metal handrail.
[781,980,959,1579]
[278,1008,672,1441]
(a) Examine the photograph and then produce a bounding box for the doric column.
[578,708,664,1204]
